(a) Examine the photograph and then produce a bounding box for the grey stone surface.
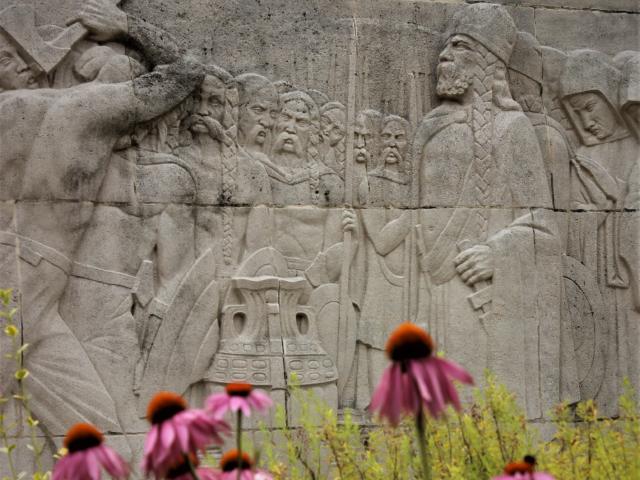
[0,0,638,472]
[470,0,640,14]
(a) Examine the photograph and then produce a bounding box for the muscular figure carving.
[0,0,203,437]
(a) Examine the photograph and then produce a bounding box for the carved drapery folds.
[0,0,638,469]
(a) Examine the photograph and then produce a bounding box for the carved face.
[321,108,345,147]
[273,98,312,157]
[238,85,278,150]
[354,116,373,164]
[0,35,38,91]
[381,120,408,165]
[189,75,226,135]
[436,34,476,99]
[568,92,618,141]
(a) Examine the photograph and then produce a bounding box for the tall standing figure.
[412,3,567,419]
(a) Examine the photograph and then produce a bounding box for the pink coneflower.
[370,322,473,425]
[211,450,273,480]
[142,392,230,478]
[163,453,219,480]
[206,383,273,418]
[493,456,555,480]
[52,423,129,480]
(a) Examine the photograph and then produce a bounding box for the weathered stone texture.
[0,0,638,472]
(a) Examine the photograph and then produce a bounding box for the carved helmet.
[560,50,621,108]
[508,31,542,85]
[559,49,628,145]
[446,2,517,65]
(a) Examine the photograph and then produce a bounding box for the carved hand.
[453,244,494,286]
[71,0,128,42]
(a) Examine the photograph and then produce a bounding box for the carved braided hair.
[202,65,239,266]
[307,132,322,205]
[469,42,520,237]
[221,86,239,266]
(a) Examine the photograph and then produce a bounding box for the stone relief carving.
[0,0,639,467]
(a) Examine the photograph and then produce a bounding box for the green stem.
[415,407,431,480]
[0,419,18,480]
[187,454,201,480]
[12,313,43,473]
[236,410,243,480]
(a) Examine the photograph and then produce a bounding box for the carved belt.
[0,231,136,289]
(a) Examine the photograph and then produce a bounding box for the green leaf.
[3,325,18,337]
[14,369,29,380]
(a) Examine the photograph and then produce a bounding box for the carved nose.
[197,103,209,116]
[439,46,452,62]
[259,116,272,128]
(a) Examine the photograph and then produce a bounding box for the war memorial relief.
[0,0,638,472]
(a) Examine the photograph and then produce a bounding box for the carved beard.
[354,147,370,164]
[273,131,304,158]
[436,62,472,99]
[382,146,402,164]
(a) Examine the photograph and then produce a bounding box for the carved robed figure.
[411,3,569,419]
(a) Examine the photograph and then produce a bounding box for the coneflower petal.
[162,421,176,449]
[87,450,101,480]
[439,358,474,385]
[424,361,446,415]
[408,360,432,404]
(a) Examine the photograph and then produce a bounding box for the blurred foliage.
[3,291,640,480]
[0,288,48,480]
[259,372,640,480]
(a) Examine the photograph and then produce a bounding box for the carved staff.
[337,18,358,396]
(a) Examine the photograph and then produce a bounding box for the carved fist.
[453,244,494,286]
[342,209,358,235]
[71,0,127,42]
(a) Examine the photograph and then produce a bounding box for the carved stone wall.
[1,0,638,472]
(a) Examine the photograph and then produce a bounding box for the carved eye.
[251,106,265,114]
[452,39,470,50]
[382,133,392,140]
